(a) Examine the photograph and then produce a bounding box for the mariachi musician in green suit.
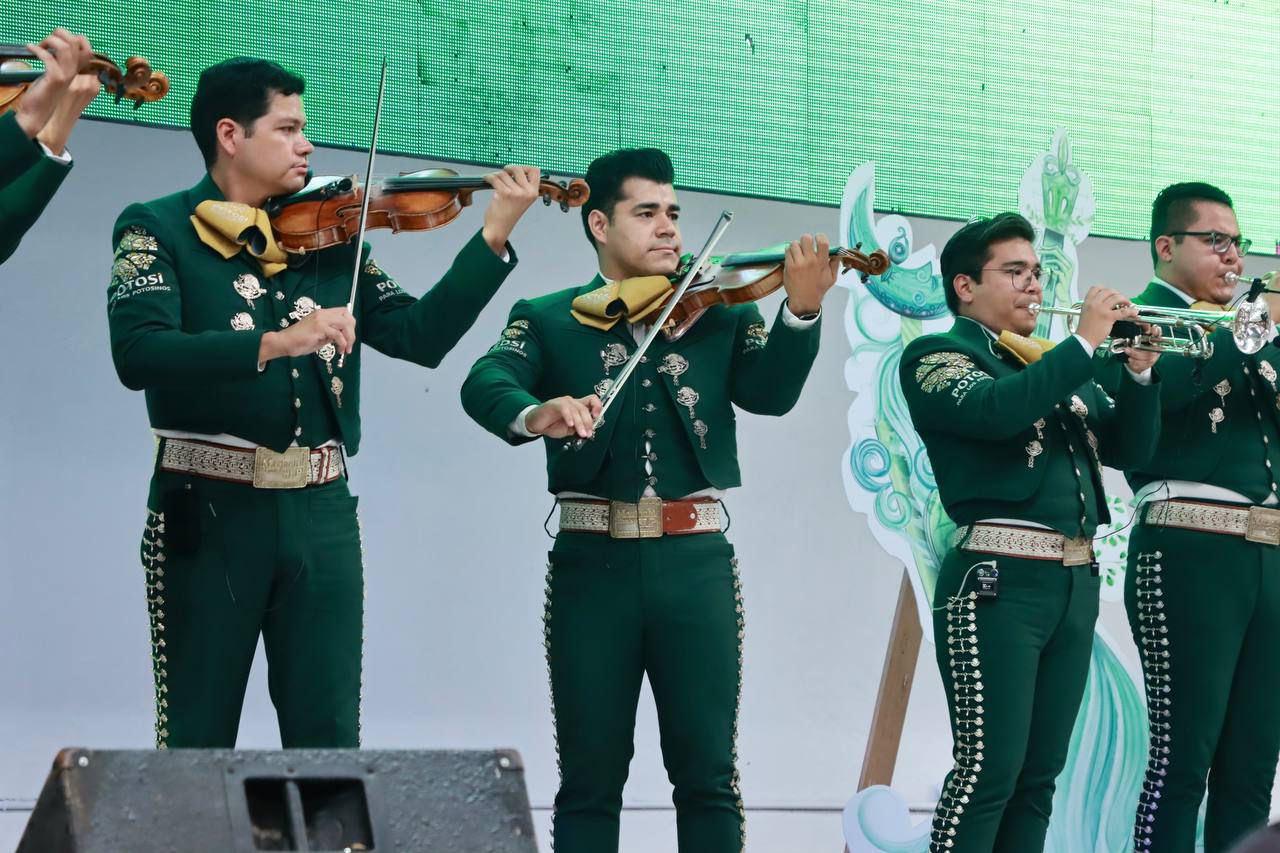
[900,213,1162,853]
[1,28,100,265]
[107,57,545,749]
[1096,182,1280,853]
[461,147,839,853]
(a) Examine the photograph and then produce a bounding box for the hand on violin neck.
[14,29,93,139]
[35,73,100,156]
[480,164,543,256]
[525,394,603,440]
[781,233,839,316]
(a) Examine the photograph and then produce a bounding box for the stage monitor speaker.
[17,747,537,852]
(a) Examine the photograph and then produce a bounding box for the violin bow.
[337,56,388,367]
[567,209,735,450]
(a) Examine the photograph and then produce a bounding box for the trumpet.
[1226,270,1279,296]
[1028,297,1271,359]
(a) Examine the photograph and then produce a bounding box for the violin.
[661,243,891,339]
[0,44,169,113]
[265,168,591,253]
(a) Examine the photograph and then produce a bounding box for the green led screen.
[5,1,1278,251]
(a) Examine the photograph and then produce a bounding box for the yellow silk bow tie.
[570,276,673,331]
[190,200,291,277]
[996,329,1057,365]
[1191,299,1228,312]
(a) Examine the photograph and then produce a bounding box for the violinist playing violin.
[898,213,1162,853]
[461,146,839,853]
[1,28,100,264]
[106,57,543,749]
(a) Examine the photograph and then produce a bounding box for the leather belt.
[955,523,1095,566]
[1145,499,1280,546]
[558,497,722,539]
[158,438,345,489]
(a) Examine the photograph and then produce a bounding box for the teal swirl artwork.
[839,134,1188,852]
[837,163,952,627]
[1021,131,1096,341]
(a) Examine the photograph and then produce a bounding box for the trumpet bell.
[1234,297,1271,354]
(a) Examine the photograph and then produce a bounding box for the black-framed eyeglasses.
[979,265,1043,291]
[1166,230,1252,256]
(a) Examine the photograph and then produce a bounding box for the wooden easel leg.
[858,568,923,791]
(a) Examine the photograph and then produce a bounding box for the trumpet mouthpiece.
[1227,270,1279,288]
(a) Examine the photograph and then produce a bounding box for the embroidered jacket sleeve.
[0,112,72,264]
[0,112,41,185]
[901,336,1095,439]
[107,204,267,390]
[728,301,821,415]
[356,228,516,368]
[460,298,545,445]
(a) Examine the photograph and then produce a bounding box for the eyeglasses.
[979,265,1043,291]
[1166,231,1252,256]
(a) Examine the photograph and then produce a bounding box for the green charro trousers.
[929,544,1101,853]
[543,530,746,853]
[1126,516,1280,853]
[141,467,363,748]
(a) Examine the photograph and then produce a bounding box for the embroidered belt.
[955,523,1095,566]
[1145,499,1280,546]
[159,438,344,489]
[558,497,722,539]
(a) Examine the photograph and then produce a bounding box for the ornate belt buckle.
[608,497,663,538]
[1062,536,1093,566]
[253,446,311,489]
[636,496,663,537]
[1246,506,1280,545]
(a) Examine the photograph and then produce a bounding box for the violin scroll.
[539,177,590,211]
[114,55,169,106]
[835,244,891,279]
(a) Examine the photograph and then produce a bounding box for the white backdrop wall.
[3,119,1278,848]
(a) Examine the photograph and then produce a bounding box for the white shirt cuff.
[510,404,539,438]
[1124,366,1153,386]
[37,141,72,164]
[1072,334,1095,358]
[781,301,820,329]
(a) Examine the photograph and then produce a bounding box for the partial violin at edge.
[0,45,170,113]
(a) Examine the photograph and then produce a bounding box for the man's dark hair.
[940,213,1036,315]
[580,148,675,247]
[190,58,306,169]
[1149,181,1234,267]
